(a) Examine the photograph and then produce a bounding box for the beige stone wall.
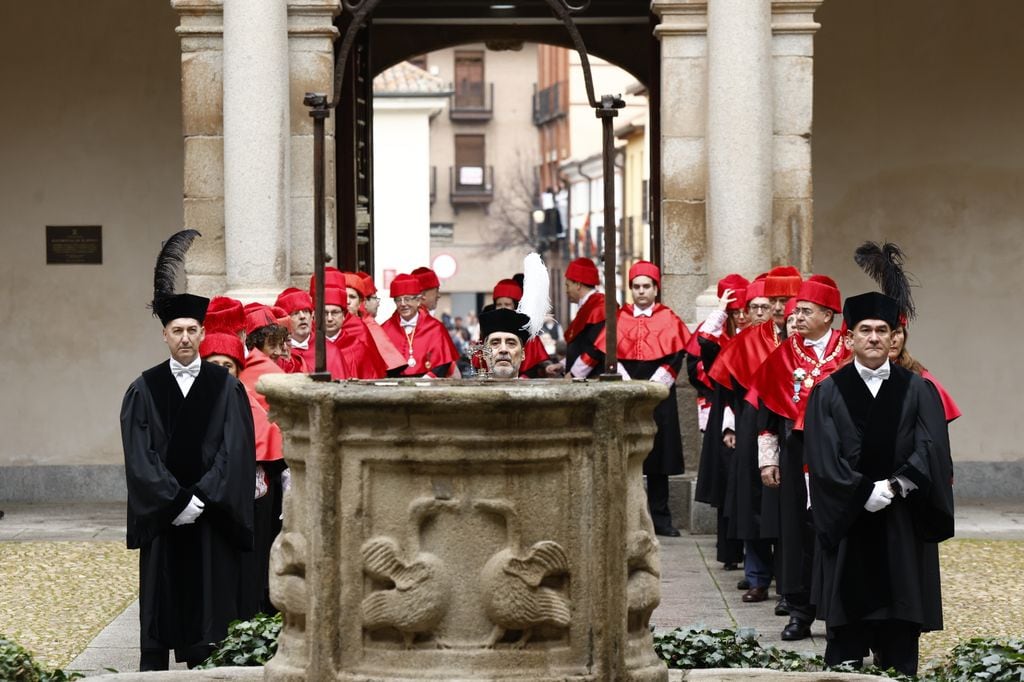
[814,0,1024,462]
[0,1,183,465]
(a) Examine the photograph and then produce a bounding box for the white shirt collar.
[633,304,654,318]
[326,331,340,343]
[802,329,832,360]
[290,336,309,350]
[400,314,418,329]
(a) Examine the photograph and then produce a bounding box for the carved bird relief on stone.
[475,499,572,649]
[360,535,453,649]
[625,529,661,632]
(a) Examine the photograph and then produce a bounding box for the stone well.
[259,375,669,682]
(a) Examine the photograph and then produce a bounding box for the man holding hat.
[747,274,849,638]
[381,273,459,378]
[477,307,532,380]
[804,291,953,676]
[120,230,257,670]
[563,257,606,379]
[595,260,692,536]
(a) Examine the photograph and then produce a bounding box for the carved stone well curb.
[259,375,670,682]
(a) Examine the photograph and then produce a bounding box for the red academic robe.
[359,309,408,372]
[276,353,306,374]
[708,320,781,391]
[565,292,606,375]
[520,336,550,378]
[596,303,692,476]
[332,313,388,379]
[240,348,285,411]
[381,309,459,378]
[745,329,849,431]
[292,333,347,380]
[921,369,962,422]
[247,388,282,463]
[685,315,735,390]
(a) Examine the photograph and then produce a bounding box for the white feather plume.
[517,252,550,337]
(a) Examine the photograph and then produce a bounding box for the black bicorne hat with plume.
[150,229,209,326]
[843,241,916,329]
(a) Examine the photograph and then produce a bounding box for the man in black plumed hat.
[120,230,258,670]
[802,290,954,676]
[477,307,531,380]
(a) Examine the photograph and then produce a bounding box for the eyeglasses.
[748,304,770,312]
[367,296,379,302]
[323,308,345,317]
[394,296,421,305]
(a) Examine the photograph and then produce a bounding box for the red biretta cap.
[205,296,245,335]
[492,278,523,303]
[566,258,600,287]
[275,288,313,315]
[717,273,750,311]
[796,274,842,313]
[628,260,660,286]
[412,266,440,290]
[390,273,423,298]
[200,332,245,367]
[764,266,803,298]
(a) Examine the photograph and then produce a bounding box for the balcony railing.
[533,81,566,126]
[449,165,494,206]
[450,82,494,122]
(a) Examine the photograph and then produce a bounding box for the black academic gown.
[120,360,258,657]
[621,352,686,476]
[804,364,954,630]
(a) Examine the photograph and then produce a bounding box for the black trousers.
[784,506,817,624]
[646,474,673,530]
[825,620,921,676]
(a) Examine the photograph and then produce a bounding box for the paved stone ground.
[2,500,1022,677]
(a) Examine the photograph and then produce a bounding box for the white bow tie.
[804,335,827,349]
[633,305,653,318]
[401,319,417,329]
[170,359,200,379]
[859,366,890,381]
[291,338,309,351]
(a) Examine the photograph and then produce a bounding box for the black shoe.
[736,578,751,590]
[780,617,811,641]
[723,562,740,571]
[775,598,790,616]
[654,526,681,537]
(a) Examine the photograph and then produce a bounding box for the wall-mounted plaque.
[46,225,102,264]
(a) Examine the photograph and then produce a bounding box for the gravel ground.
[919,538,1024,666]
[0,538,1019,672]
[0,541,138,669]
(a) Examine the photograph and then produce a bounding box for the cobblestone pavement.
[1,500,1022,677]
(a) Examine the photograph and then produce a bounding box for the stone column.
[652,0,709,323]
[287,1,339,283]
[771,1,823,273]
[173,0,226,296]
[700,0,774,320]
[223,0,292,301]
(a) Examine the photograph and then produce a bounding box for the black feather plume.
[853,241,916,322]
[150,229,201,318]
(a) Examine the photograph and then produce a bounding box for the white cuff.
[697,402,710,432]
[721,406,736,434]
[703,310,728,338]
[650,366,676,387]
[757,433,780,469]
[569,355,594,379]
[895,474,917,497]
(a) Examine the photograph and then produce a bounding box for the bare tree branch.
[476,150,541,255]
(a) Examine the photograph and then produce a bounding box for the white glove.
[650,366,676,387]
[863,480,894,513]
[281,468,292,493]
[172,495,205,526]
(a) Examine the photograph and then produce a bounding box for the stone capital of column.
[172,0,223,44]
[771,0,824,35]
[652,0,707,40]
[288,0,340,37]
